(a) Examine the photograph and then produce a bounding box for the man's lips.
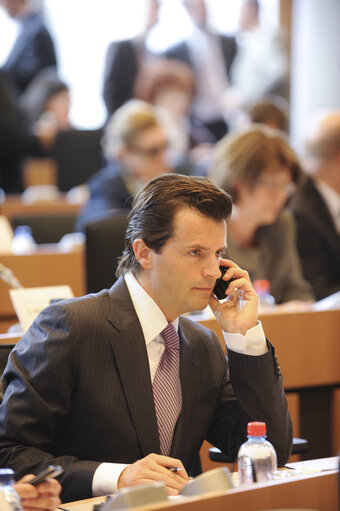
[193,287,214,293]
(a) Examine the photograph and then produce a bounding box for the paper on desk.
[10,285,73,332]
[285,456,339,473]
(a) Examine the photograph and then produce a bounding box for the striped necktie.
[152,323,182,455]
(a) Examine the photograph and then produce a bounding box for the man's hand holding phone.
[209,259,258,335]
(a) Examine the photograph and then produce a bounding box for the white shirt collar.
[124,272,179,346]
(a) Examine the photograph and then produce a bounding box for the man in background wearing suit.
[102,0,161,117]
[290,110,340,300]
[164,0,237,141]
[0,174,292,503]
[0,0,57,95]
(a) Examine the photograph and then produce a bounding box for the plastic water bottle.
[12,225,37,255]
[0,469,23,511]
[253,280,275,311]
[237,421,277,485]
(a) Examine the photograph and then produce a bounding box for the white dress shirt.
[92,272,267,496]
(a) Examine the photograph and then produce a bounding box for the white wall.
[290,0,340,154]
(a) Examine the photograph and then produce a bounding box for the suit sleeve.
[206,341,292,466]
[0,304,99,503]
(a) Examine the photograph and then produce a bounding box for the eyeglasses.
[127,141,169,157]
[257,178,297,196]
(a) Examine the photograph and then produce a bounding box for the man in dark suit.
[164,0,237,141]
[1,0,57,95]
[290,110,340,300]
[0,174,292,503]
[1,0,57,94]
[102,0,161,117]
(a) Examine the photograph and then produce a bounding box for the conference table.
[61,457,339,511]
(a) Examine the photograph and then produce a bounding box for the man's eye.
[189,250,200,256]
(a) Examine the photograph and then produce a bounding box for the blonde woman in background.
[208,124,314,308]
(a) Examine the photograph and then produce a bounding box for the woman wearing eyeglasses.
[208,124,315,308]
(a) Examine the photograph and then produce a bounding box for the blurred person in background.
[164,0,237,141]
[290,110,340,300]
[102,0,162,118]
[0,0,57,96]
[20,66,72,133]
[133,57,216,174]
[225,0,289,130]
[208,124,314,307]
[0,69,55,193]
[244,95,289,134]
[76,99,172,233]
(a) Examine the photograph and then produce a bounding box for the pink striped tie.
[152,323,182,455]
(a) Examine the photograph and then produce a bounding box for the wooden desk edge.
[63,469,338,510]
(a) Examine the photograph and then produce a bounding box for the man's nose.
[203,257,221,280]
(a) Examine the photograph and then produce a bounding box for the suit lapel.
[107,279,160,456]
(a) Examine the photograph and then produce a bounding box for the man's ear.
[133,238,152,269]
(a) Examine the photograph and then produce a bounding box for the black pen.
[168,467,183,473]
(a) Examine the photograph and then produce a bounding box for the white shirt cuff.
[92,462,128,497]
[223,321,267,356]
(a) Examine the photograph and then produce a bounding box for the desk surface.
[62,457,339,511]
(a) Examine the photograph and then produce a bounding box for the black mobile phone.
[29,465,63,486]
[213,266,235,300]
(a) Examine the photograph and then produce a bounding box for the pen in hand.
[167,467,183,473]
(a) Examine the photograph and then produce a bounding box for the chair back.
[85,212,129,293]
[54,129,104,191]
[11,214,77,244]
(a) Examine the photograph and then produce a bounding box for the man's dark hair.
[116,173,232,276]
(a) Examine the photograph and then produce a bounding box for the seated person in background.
[14,475,61,511]
[290,110,340,300]
[20,67,72,133]
[0,70,56,193]
[208,124,315,307]
[75,99,171,233]
[245,95,289,134]
[133,58,216,176]
[0,174,292,503]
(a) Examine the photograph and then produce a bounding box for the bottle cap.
[247,421,266,436]
[0,468,14,484]
[253,280,270,294]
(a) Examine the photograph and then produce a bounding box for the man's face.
[0,0,25,18]
[121,125,170,183]
[140,207,226,321]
